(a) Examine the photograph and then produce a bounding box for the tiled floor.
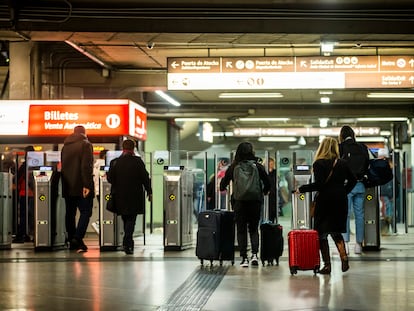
[1,215,414,311]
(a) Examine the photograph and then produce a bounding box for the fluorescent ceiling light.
[320,96,330,104]
[319,90,333,95]
[238,117,290,122]
[356,136,386,142]
[219,92,283,99]
[196,131,234,137]
[175,118,219,122]
[155,90,181,107]
[367,92,414,99]
[357,117,408,122]
[258,137,297,142]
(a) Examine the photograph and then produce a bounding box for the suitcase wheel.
[290,267,298,275]
[200,259,204,266]
[219,260,223,266]
[314,266,320,274]
[231,260,234,266]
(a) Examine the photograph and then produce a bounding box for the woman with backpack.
[220,141,271,267]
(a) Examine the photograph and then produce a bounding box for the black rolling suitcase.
[196,209,235,266]
[260,221,283,266]
[260,194,284,266]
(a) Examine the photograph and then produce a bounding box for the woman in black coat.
[107,139,152,254]
[297,137,357,274]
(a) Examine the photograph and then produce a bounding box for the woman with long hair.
[296,137,357,274]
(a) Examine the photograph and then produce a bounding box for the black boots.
[319,238,331,275]
[319,235,350,274]
[334,237,349,272]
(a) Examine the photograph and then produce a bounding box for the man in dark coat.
[61,125,94,252]
[107,139,152,255]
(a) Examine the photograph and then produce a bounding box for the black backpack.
[232,160,262,201]
[340,141,369,180]
[364,158,393,188]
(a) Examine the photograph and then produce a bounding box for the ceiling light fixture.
[258,137,297,142]
[175,118,219,122]
[319,118,329,128]
[320,42,336,56]
[356,117,408,122]
[367,92,414,99]
[65,40,110,69]
[218,92,283,99]
[238,117,290,122]
[155,90,181,107]
[320,96,330,104]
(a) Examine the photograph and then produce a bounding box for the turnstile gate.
[163,166,193,251]
[363,186,381,251]
[292,164,312,229]
[33,167,66,250]
[99,168,124,251]
[0,172,13,249]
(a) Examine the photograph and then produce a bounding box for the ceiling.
[1,0,414,150]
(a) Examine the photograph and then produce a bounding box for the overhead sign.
[167,56,414,90]
[0,99,147,140]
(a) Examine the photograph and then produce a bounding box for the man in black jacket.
[107,139,152,255]
[61,125,94,252]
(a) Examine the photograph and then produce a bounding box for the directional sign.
[167,56,414,90]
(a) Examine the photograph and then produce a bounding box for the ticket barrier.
[292,164,312,229]
[163,166,193,251]
[363,186,381,251]
[0,172,13,249]
[99,167,124,251]
[33,167,66,251]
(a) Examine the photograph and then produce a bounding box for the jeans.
[234,200,261,258]
[65,196,93,241]
[343,181,365,244]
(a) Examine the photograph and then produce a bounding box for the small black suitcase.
[196,210,235,266]
[260,221,284,266]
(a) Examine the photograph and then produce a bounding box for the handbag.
[310,160,337,217]
[106,193,117,213]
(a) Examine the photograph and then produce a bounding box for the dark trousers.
[65,196,93,241]
[234,200,261,258]
[122,214,137,249]
[16,196,34,239]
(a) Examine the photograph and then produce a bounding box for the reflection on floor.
[1,214,414,311]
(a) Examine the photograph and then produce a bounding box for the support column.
[9,41,37,99]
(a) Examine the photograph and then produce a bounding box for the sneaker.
[251,254,259,266]
[354,243,362,254]
[240,257,249,267]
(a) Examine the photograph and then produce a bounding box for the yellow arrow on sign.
[169,194,176,201]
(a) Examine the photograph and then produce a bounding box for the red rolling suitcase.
[288,229,320,275]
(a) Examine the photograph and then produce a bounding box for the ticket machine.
[99,166,124,251]
[33,166,66,250]
[292,164,312,229]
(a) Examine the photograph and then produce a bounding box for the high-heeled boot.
[319,239,331,275]
[334,239,349,272]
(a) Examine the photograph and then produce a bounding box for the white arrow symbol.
[171,61,179,69]
[226,61,233,68]
[409,76,414,84]
[300,61,307,67]
[409,59,414,68]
